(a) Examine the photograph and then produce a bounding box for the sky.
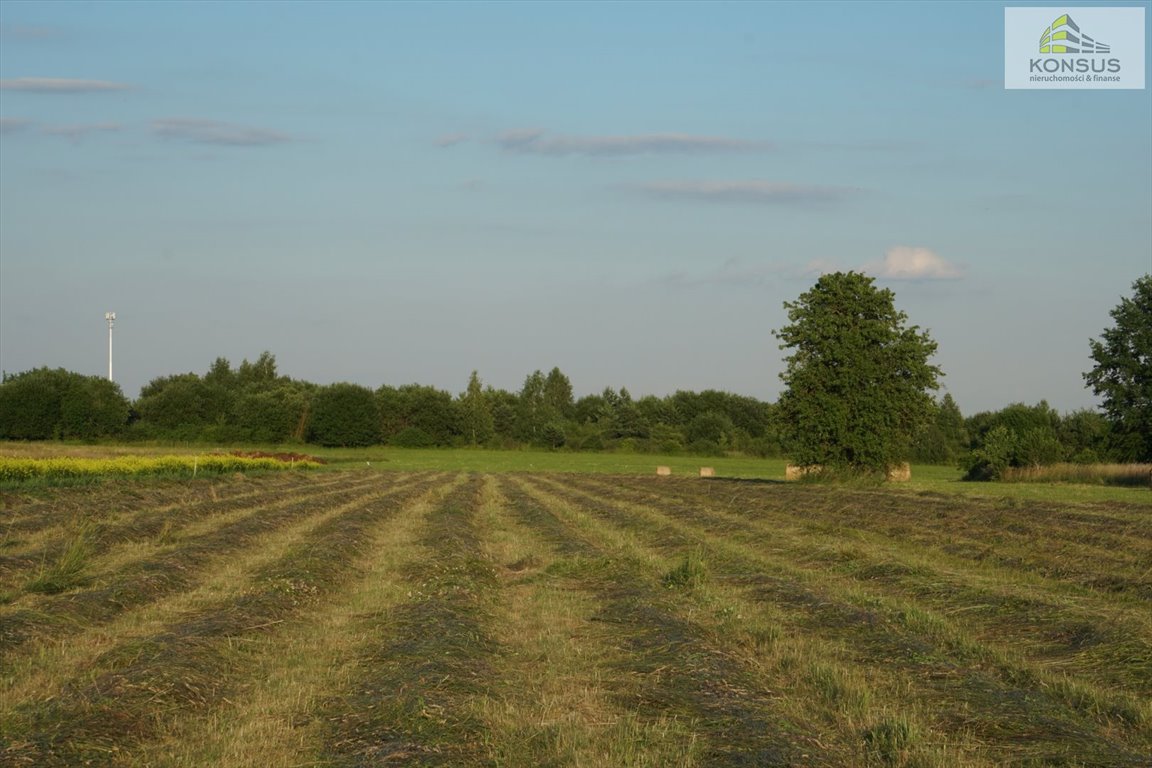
[1,0,1150,415]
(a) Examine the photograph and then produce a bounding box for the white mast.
[105,311,116,381]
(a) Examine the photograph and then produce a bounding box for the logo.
[1005,7,1145,90]
[1039,14,1110,54]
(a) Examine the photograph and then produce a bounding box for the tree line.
[1,273,1147,471]
[0,353,1133,465]
[0,354,780,455]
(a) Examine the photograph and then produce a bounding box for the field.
[1,465,1150,766]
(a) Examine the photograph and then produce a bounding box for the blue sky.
[1,0,1149,414]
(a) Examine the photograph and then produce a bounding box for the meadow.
[1,452,1149,766]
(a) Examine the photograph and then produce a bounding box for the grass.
[2,464,1150,766]
[1001,462,1152,486]
[24,528,94,595]
[5,440,1150,505]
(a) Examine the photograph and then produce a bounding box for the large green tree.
[775,271,942,476]
[1085,275,1152,462]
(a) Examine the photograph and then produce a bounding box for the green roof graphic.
[1040,14,1110,54]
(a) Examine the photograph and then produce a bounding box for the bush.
[0,368,129,440]
[963,425,1017,481]
[390,427,436,448]
[687,438,726,458]
[308,383,381,447]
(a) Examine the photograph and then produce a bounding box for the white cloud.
[152,118,290,147]
[496,129,771,156]
[632,180,862,205]
[868,246,963,280]
[0,77,130,93]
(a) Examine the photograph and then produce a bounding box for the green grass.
[314,446,790,478]
[3,440,1149,507]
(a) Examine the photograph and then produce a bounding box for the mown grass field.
[1,465,1150,766]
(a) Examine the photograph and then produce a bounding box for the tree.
[459,371,495,446]
[543,367,575,419]
[936,394,968,456]
[775,271,942,476]
[1085,275,1152,462]
[515,370,548,443]
[236,351,279,390]
[232,385,308,444]
[308,383,380,447]
[913,393,969,465]
[134,373,215,431]
[0,368,129,439]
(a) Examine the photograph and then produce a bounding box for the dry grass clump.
[24,529,94,595]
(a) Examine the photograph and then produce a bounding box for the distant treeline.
[0,352,1134,464]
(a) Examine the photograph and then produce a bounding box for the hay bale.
[886,463,911,482]
[699,467,715,478]
[656,466,672,476]
[785,464,822,481]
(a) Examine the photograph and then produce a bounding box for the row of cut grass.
[1,473,447,766]
[533,473,1152,764]
[559,474,1152,764]
[476,476,705,767]
[2,476,431,734]
[568,475,1152,697]
[0,473,358,598]
[316,475,498,765]
[501,475,827,766]
[0,472,405,658]
[4,469,1149,766]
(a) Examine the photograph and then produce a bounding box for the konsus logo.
[1005,6,1145,90]
[1039,14,1110,54]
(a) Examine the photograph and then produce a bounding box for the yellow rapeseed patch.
[0,454,319,482]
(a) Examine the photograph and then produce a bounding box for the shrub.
[308,383,381,447]
[0,368,129,439]
[963,425,1018,480]
[390,427,436,448]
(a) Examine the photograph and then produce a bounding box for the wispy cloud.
[632,180,862,205]
[496,129,772,156]
[435,132,470,148]
[42,122,123,143]
[152,118,291,147]
[0,77,130,93]
[0,24,61,41]
[0,117,35,134]
[867,246,963,281]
